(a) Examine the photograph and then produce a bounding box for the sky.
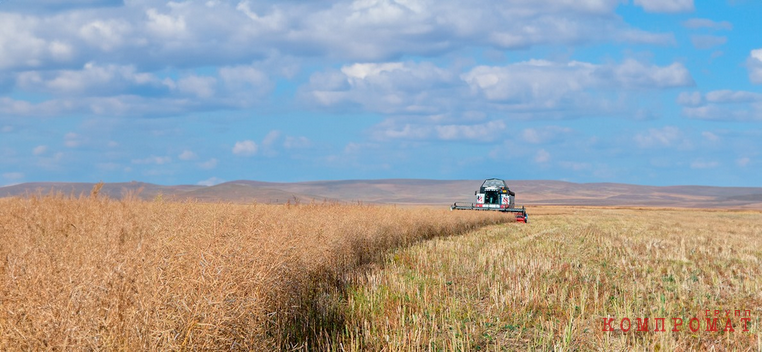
[1,0,761,187]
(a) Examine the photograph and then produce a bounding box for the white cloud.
[177,75,216,99]
[33,145,48,155]
[16,62,162,96]
[679,90,762,121]
[64,132,83,148]
[435,120,506,141]
[132,156,171,165]
[737,157,751,167]
[634,0,694,13]
[232,140,258,156]
[342,62,406,80]
[8,62,274,117]
[599,60,693,89]
[146,8,187,38]
[303,61,456,114]
[2,0,123,12]
[1,126,13,133]
[0,0,680,120]
[701,132,719,142]
[303,58,693,124]
[535,149,551,163]
[748,49,762,84]
[219,65,273,105]
[79,19,132,51]
[370,116,507,142]
[682,18,732,30]
[262,130,281,147]
[0,0,672,70]
[460,59,692,117]
[198,158,218,170]
[682,105,762,121]
[197,177,224,186]
[677,92,702,106]
[522,126,573,144]
[690,35,726,50]
[705,90,762,103]
[178,150,197,160]
[634,126,690,149]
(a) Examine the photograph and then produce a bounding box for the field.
[1,191,761,350]
[332,207,762,350]
[0,191,507,350]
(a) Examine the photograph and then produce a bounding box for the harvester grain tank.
[450,178,529,223]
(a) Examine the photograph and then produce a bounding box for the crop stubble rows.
[334,207,762,350]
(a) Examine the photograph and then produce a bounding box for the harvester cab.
[451,178,528,223]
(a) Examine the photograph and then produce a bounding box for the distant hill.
[2,179,761,209]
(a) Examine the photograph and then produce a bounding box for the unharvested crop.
[0,193,508,350]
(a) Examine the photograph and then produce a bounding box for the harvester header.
[450,178,528,223]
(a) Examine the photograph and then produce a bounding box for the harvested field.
[332,206,762,350]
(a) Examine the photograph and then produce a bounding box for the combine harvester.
[450,178,529,223]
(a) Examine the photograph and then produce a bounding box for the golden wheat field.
[1,191,761,351]
[0,191,508,350]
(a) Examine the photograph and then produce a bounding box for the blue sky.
[1,0,761,187]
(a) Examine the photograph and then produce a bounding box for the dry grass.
[0,192,509,350]
[332,206,762,350]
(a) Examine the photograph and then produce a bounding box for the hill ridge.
[2,179,761,209]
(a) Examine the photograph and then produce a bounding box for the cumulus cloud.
[5,61,274,117]
[464,59,692,100]
[535,149,551,163]
[690,35,726,50]
[0,0,671,70]
[2,0,123,12]
[595,60,694,89]
[676,91,702,106]
[705,90,762,103]
[132,156,171,165]
[679,90,762,121]
[64,132,84,148]
[634,126,691,149]
[701,131,719,142]
[522,126,573,144]
[748,49,762,84]
[232,140,258,156]
[682,18,732,30]
[370,115,507,142]
[302,61,457,114]
[435,120,506,141]
[460,59,692,118]
[17,62,162,96]
[303,58,692,123]
[0,0,680,120]
[634,0,694,13]
[178,150,197,160]
[33,145,48,155]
